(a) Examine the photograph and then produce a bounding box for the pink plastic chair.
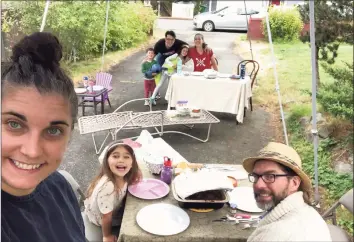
[84,72,113,107]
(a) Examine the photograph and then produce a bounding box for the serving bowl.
[144,156,164,175]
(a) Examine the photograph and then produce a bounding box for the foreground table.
[117,163,258,242]
[165,74,252,123]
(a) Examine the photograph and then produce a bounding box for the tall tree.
[298,0,353,87]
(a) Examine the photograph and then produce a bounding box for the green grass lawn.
[255,41,353,106]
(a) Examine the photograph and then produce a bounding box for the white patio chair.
[78,98,220,154]
[58,170,102,242]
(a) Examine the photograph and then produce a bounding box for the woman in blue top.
[1,32,85,242]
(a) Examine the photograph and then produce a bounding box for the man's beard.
[254,186,289,211]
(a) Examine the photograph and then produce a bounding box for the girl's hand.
[183,57,191,64]
[103,235,116,242]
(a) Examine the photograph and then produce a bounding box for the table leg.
[101,93,105,114]
[93,97,97,115]
[82,97,85,116]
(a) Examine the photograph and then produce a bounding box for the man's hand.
[103,235,116,242]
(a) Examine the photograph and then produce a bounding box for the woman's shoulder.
[43,171,72,191]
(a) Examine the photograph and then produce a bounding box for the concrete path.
[60,19,273,190]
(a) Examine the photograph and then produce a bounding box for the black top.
[1,172,86,242]
[154,38,188,65]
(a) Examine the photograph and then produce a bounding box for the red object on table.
[233,213,251,219]
[163,157,172,167]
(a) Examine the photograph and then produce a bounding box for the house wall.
[215,1,268,11]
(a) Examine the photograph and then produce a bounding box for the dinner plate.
[87,85,104,91]
[128,178,169,200]
[74,88,87,94]
[217,73,232,78]
[136,203,190,236]
[227,187,264,213]
[190,72,203,76]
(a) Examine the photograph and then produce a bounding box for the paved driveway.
[60,19,273,190]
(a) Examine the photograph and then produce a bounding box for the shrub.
[317,62,353,120]
[287,111,353,201]
[2,2,156,62]
[262,6,303,42]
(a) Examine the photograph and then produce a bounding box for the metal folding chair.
[322,188,353,242]
[58,170,103,242]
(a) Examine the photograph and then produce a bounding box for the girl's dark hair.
[177,44,189,61]
[86,143,142,198]
[194,33,208,50]
[1,32,78,127]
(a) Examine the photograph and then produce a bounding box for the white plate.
[136,203,190,236]
[228,187,264,213]
[74,88,87,94]
[190,72,203,76]
[87,85,104,91]
[217,73,232,78]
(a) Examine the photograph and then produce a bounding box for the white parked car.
[193,6,259,32]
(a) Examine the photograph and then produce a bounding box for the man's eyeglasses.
[248,173,294,184]
[165,38,175,41]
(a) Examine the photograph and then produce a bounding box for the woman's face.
[181,47,189,57]
[1,86,73,196]
[194,35,204,47]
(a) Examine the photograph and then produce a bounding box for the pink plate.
[128,178,170,200]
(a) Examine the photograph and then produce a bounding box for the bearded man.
[243,142,332,241]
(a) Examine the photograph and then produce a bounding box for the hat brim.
[243,156,312,192]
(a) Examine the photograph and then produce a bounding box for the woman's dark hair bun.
[11,32,63,70]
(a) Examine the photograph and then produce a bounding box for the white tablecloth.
[165,74,252,123]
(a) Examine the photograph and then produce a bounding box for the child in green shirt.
[141,48,161,106]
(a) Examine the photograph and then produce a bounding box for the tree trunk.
[315,45,320,90]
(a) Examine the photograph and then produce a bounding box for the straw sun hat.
[243,142,312,192]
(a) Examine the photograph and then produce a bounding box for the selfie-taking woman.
[1,32,86,242]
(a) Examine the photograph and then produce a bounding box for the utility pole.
[157,1,161,17]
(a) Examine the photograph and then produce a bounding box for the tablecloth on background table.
[165,74,252,123]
